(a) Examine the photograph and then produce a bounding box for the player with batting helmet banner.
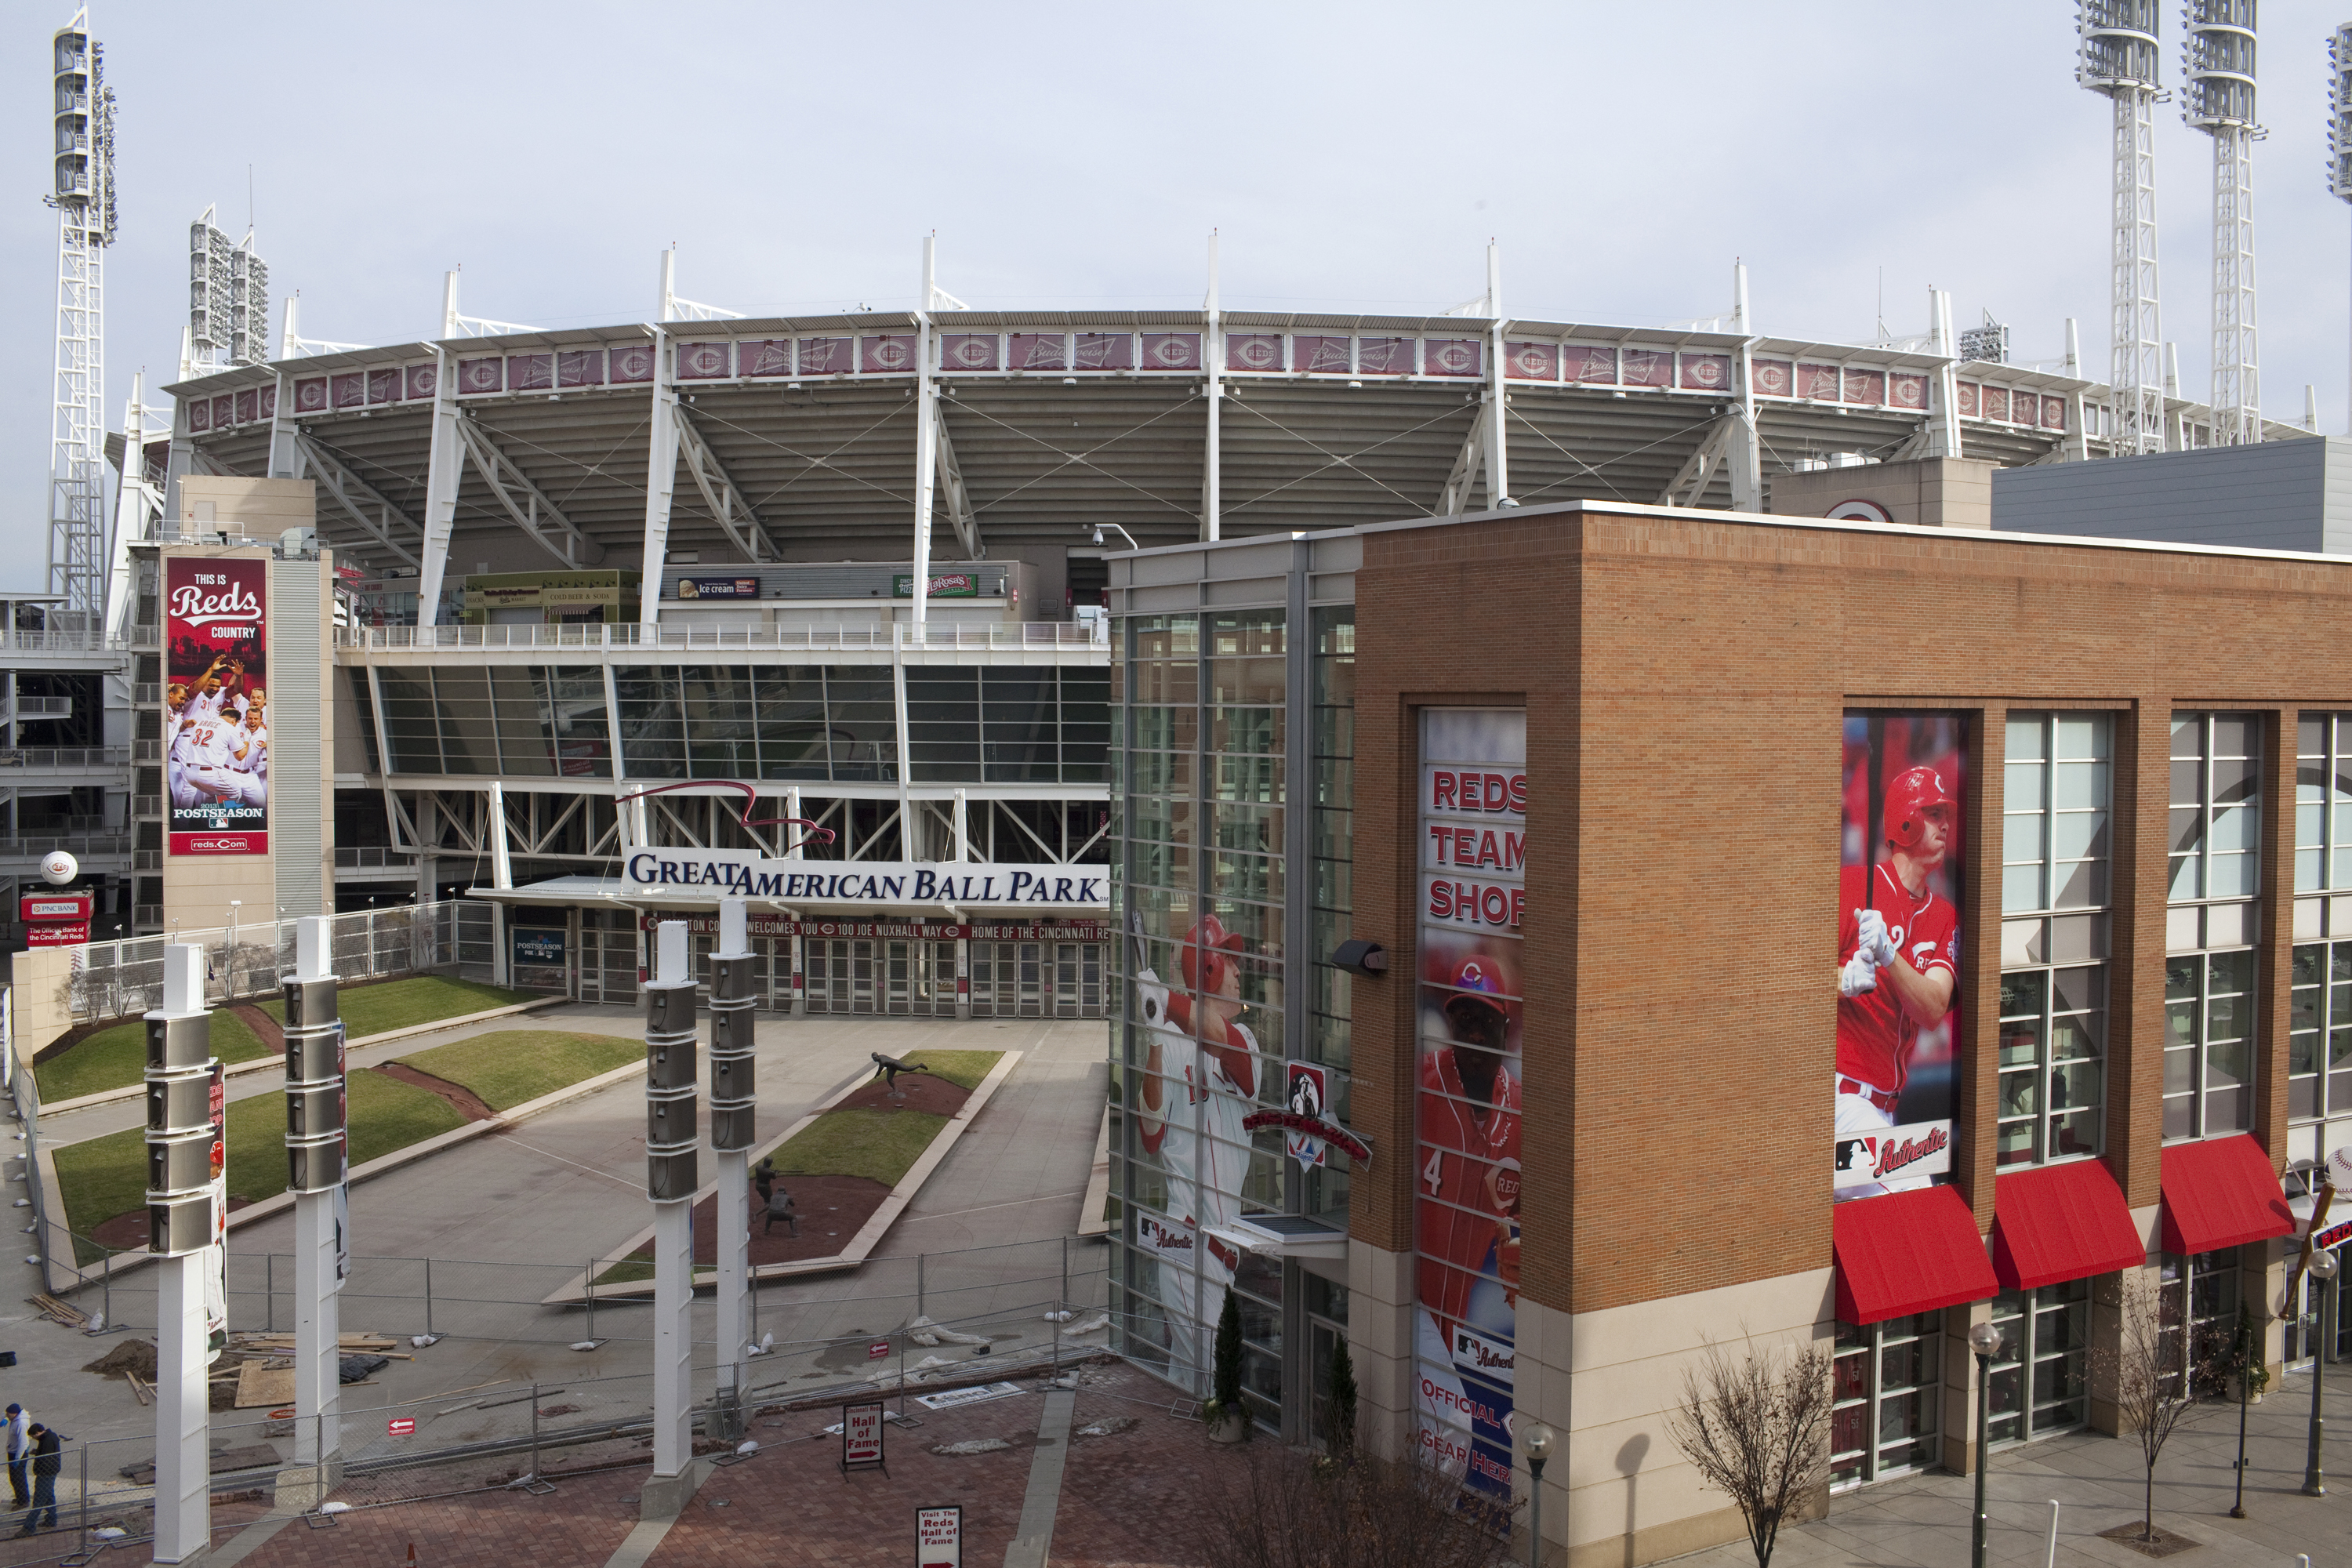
[1835,717,1964,1200]
[1414,707,1527,1501]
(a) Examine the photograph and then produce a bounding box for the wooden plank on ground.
[234,1360,296,1409]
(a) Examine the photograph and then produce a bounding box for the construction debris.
[30,1294,89,1329]
[82,1339,158,1382]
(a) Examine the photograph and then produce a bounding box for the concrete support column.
[153,1256,210,1563]
[642,922,699,1515]
[1345,1240,1417,1462]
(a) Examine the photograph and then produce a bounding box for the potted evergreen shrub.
[1203,1288,1250,1443]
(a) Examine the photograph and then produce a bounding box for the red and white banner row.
[183,337,2069,434]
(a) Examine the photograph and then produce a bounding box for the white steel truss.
[452,416,607,568]
[48,16,113,630]
[673,406,780,562]
[2184,0,2261,445]
[2080,2,2167,455]
[289,433,423,568]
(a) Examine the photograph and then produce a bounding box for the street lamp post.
[2306,1248,2340,1497]
[1521,1420,1555,1568]
[1969,1320,2002,1568]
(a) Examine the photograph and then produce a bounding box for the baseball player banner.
[1128,907,1270,1389]
[163,555,269,857]
[1835,713,1964,1202]
[1415,707,1525,1502]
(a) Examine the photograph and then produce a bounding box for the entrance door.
[886,940,912,1015]
[1831,1312,1942,1489]
[1987,1278,2091,1446]
[1018,942,1043,1016]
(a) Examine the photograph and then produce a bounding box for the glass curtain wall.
[376,663,1108,786]
[1997,714,2111,1167]
[2292,714,2352,1163]
[1308,608,1355,1221]
[2166,713,2262,1141]
[1110,611,1287,1406]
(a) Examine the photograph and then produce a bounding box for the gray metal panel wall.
[1991,439,2333,552]
[271,556,329,916]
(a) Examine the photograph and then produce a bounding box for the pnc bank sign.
[621,848,1105,911]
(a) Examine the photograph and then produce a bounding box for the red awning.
[1833,1185,1998,1325]
[1992,1160,2146,1290]
[2160,1134,2294,1256]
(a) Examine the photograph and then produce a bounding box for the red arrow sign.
[387,1417,416,1437]
[868,1339,891,1359]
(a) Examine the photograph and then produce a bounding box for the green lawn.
[51,1070,465,1265]
[259,975,532,1041]
[769,1106,950,1189]
[395,1029,641,1113]
[590,1050,1002,1289]
[895,1049,1001,1092]
[34,1008,270,1105]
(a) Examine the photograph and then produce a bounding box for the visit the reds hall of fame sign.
[916,1505,962,1568]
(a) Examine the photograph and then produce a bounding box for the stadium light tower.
[2330,24,2352,434]
[46,9,116,630]
[2079,2,2168,455]
[2184,2,2263,445]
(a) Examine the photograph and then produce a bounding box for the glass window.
[1831,1311,1943,1490]
[2297,714,2352,893]
[1059,666,1112,783]
[750,666,828,780]
[681,666,757,779]
[347,668,381,774]
[2158,1247,2240,1398]
[488,667,557,778]
[547,666,612,779]
[1998,714,2110,1165]
[432,668,497,775]
[906,666,981,782]
[614,666,685,779]
[2167,713,2262,1141]
[376,668,441,774]
[1987,1278,2091,1446]
[823,666,898,782]
[981,669,1057,783]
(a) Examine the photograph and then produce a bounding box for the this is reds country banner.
[164,556,270,857]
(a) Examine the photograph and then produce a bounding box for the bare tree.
[1192,1445,1515,1568]
[1664,1340,1835,1568]
[2112,1277,2210,1544]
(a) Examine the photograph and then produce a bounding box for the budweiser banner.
[165,556,269,856]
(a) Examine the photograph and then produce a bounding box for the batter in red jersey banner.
[1835,714,1964,1200]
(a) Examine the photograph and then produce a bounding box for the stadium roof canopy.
[159,304,2302,583]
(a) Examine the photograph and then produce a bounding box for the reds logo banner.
[164,555,269,858]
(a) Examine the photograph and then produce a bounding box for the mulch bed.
[826,1069,972,1117]
[372,1061,496,1121]
[615,1176,893,1271]
[90,1194,252,1251]
[227,1002,283,1052]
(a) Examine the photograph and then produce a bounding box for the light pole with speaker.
[641,923,699,1517]
[707,897,757,1435]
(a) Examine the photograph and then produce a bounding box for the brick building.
[1105,498,2339,1567]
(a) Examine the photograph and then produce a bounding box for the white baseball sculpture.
[40,850,76,887]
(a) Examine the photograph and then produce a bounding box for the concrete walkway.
[23,1006,1110,1451]
[1678,1363,2352,1568]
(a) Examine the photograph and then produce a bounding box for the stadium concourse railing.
[336,619,1110,652]
[16,1236,1112,1555]
[63,899,499,1024]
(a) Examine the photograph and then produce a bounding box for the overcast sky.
[5,0,2350,589]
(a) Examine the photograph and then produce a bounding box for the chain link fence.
[11,1236,1112,1558]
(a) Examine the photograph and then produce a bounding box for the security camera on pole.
[143,946,214,1563]
[281,916,347,1503]
[641,923,699,1518]
[708,897,757,1436]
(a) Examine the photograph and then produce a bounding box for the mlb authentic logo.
[1450,1327,1515,1374]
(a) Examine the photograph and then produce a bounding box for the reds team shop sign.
[1413,708,1526,1503]
[163,555,270,857]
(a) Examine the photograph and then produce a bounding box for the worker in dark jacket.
[16,1423,63,1534]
